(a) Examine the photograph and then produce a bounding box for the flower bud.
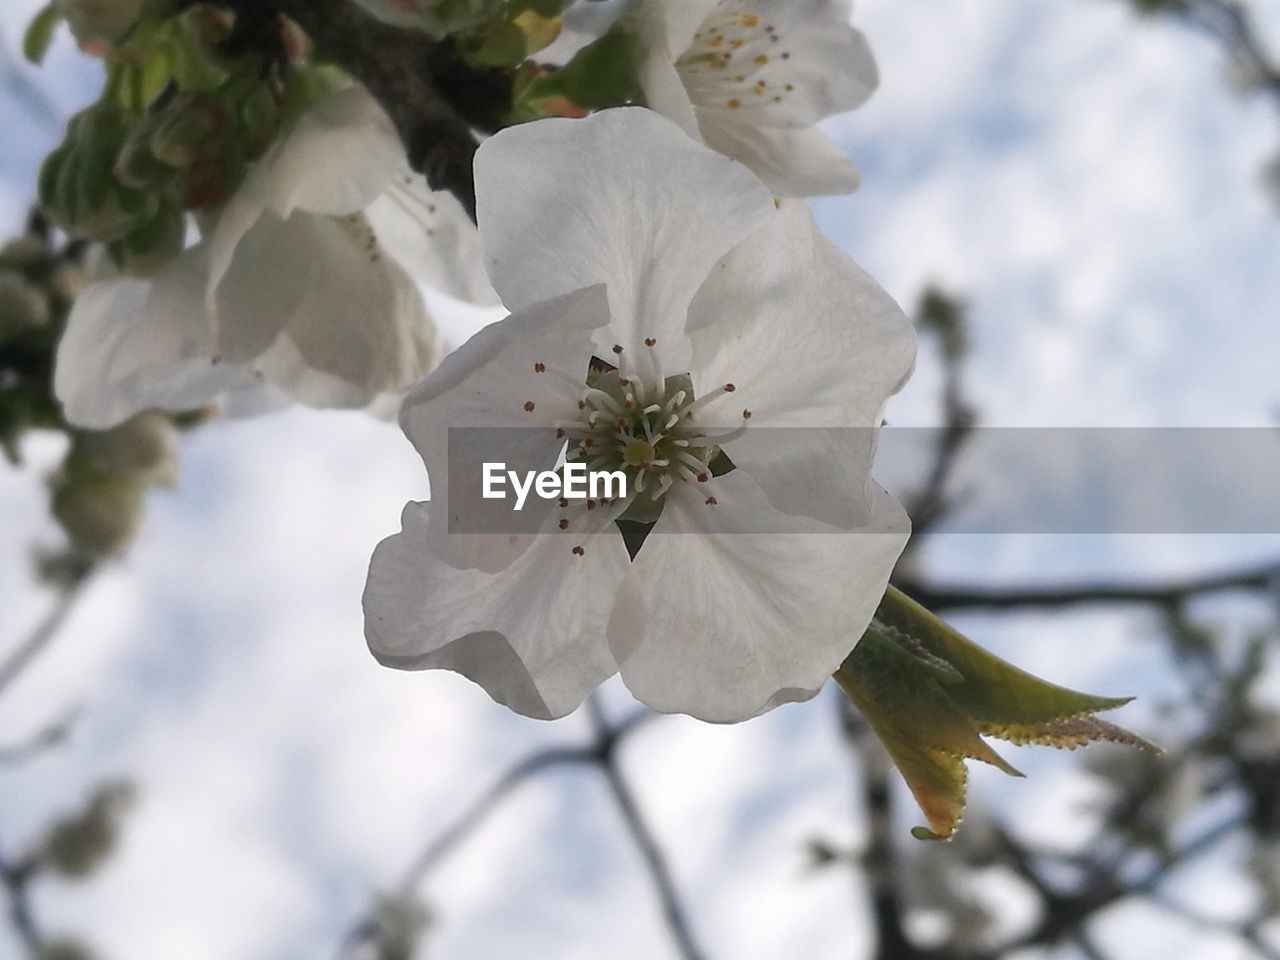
[110,200,186,277]
[0,236,48,269]
[56,0,147,44]
[114,116,178,191]
[52,471,147,557]
[42,780,136,878]
[149,92,232,171]
[39,939,97,960]
[74,412,180,486]
[0,269,51,338]
[41,106,159,243]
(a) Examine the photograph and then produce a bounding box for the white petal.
[400,285,611,572]
[263,86,403,218]
[54,251,247,429]
[698,118,860,196]
[202,87,404,347]
[473,108,774,357]
[610,473,909,722]
[212,209,438,399]
[644,0,722,56]
[686,202,914,526]
[364,500,628,720]
[208,206,310,363]
[677,0,877,130]
[368,176,499,306]
[634,1,701,138]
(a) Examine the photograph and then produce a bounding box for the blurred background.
[2,1,1279,958]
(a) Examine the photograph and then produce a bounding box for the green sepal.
[835,587,1158,841]
[875,586,1134,725]
[523,25,642,111]
[24,3,62,65]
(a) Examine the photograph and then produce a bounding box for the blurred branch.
[0,845,42,957]
[214,0,495,218]
[340,706,677,960]
[900,557,1280,612]
[0,567,95,701]
[1161,0,1280,105]
[0,710,76,767]
[838,701,929,960]
[588,698,708,960]
[907,288,977,539]
[396,746,598,892]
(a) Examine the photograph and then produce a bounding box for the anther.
[534,362,546,373]
[572,546,585,557]
[523,401,536,412]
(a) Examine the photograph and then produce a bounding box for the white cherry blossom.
[364,108,914,723]
[55,86,496,430]
[637,0,878,197]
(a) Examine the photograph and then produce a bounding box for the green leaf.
[23,4,62,65]
[524,26,641,111]
[834,588,1157,841]
[875,586,1134,724]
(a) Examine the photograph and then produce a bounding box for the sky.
[2,1,1280,959]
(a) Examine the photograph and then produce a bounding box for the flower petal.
[644,0,723,56]
[211,208,438,402]
[368,175,499,306]
[400,285,611,572]
[365,500,628,720]
[54,249,249,429]
[676,0,877,130]
[697,118,860,196]
[686,201,914,526]
[473,108,774,356]
[609,472,910,722]
[263,86,404,218]
[635,0,704,138]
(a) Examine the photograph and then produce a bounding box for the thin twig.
[396,746,596,893]
[588,699,708,960]
[0,571,94,701]
[0,845,41,957]
[898,558,1280,612]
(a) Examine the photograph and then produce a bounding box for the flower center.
[677,6,796,113]
[562,367,724,503]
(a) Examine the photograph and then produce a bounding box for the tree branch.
[257,0,486,218]
[898,558,1280,612]
[588,699,708,960]
[0,569,94,701]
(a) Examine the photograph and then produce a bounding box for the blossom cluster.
[38,0,915,722]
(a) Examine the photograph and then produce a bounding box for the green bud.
[56,0,146,44]
[114,116,179,191]
[39,939,97,960]
[149,92,231,171]
[42,105,158,242]
[110,200,186,276]
[74,412,180,486]
[0,268,51,338]
[42,780,136,879]
[0,236,49,269]
[239,85,281,160]
[53,471,147,557]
